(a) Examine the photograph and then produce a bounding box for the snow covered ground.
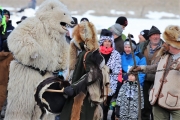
[4,7,180,43]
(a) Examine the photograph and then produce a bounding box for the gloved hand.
[64,86,74,97]
[129,66,144,72]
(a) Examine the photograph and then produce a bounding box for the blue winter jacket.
[121,52,146,86]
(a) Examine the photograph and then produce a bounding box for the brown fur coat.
[0,52,13,111]
[68,21,99,71]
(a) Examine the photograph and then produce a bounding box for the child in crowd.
[115,72,144,120]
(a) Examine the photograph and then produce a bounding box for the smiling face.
[102,39,112,48]
[128,74,136,81]
[124,45,132,54]
[149,34,161,45]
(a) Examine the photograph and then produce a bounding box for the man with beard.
[139,25,163,120]
[130,25,180,120]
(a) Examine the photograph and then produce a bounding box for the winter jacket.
[114,35,124,53]
[145,54,180,109]
[101,50,121,96]
[0,52,13,111]
[0,20,14,51]
[121,51,146,86]
[141,40,163,82]
[116,81,144,119]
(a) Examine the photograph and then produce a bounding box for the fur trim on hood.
[163,25,180,49]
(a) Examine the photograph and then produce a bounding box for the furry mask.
[71,21,99,50]
[68,21,99,71]
[163,25,180,49]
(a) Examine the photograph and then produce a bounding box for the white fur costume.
[4,0,73,119]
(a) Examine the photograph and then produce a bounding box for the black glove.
[64,86,74,97]
[109,69,112,74]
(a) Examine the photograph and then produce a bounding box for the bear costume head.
[68,21,99,71]
[7,0,74,72]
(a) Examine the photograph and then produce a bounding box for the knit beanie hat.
[3,9,10,18]
[148,26,161,37]
[80,17,89,22]
[124,35,137,50]
[99,29,114,46]
[115,16,128,26]
[140,30,149,40]
[110,23,123,37]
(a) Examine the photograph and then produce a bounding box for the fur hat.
[3,9,10,18]
[115,16,128,26]
[163,25,180,49]
[99,29,114,46]
[148,26,161,37]
[110,23,123,37]
[140,29,149,40]
[69,21,99,70]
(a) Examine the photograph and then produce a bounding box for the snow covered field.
[3,7,180,43]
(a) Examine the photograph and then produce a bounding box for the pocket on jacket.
[149,88,154,102]
[165,92,178,107]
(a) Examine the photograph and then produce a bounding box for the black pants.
[103,96,113,120]
[142,81,154,120]
[103,82,122,120]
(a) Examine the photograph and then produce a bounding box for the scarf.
[100,46,113,55]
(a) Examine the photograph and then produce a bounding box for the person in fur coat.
[60,21,106,120]
[130,25,180,120]
[4,0,74,120]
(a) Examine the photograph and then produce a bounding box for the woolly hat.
[99,29,114,46]
[16,16,27,24]
[140,29,149,40]
[163,25,180,49]
[80,17,89,22]
[3,9,10,18]
[148,26,161,37]
[115,16,128,27]
[124,35,137,50]
[110,23,123,37]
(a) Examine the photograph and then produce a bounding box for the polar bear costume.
[4,0,73,120]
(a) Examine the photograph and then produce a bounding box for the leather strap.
[83,51,90,70]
